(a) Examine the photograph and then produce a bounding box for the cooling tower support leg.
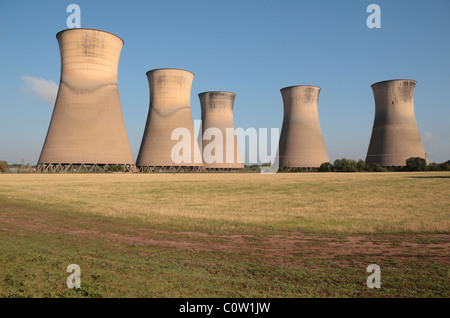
[138,166,205,173]
[36,163,136,173]
[204,168,244,173]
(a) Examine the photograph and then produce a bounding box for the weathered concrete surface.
[137,68,203,168]
[38,28,135,167]
[278,85,329,168]
[366,79,425,167]
[199,91,244,169]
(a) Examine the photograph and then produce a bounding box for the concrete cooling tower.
[199,91,244,170]
[136,68,203,172]
[366,79,425,167]
[37,28,135,173]
[278,85,329,168]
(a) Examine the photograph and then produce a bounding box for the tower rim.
[198,91,236,97]
[146,68,195,76]
[280,85,321,92]
[56,28,124,45]
[371,79,417,87]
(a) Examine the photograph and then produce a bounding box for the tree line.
[319,157,450,172]
[278,157,450,172]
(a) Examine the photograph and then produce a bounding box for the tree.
[333,158,358,172]
[319,162,332,172]
[426,163,440,171]
[439,162,450,171]
[405,157,426,171]
[357,159,367,172]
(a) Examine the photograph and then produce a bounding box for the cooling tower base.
[278,166,320,172]
[138,166,205,173]
[36,163,137,173]
[204,168,245,173]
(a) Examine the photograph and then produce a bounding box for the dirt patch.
[1,204,449,265]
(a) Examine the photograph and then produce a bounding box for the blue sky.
[0,0,449,165]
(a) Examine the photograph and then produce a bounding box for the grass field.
[0,172,449,297]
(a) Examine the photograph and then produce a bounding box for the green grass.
[1,228,448,298]
[0,172,449,297]
[1,227,447,298]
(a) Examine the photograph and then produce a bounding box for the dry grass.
[1,172,449,298]
[0,172,449,234]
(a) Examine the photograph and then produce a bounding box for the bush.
[277,166,318,173]
[357,159,367,172]
[0,161,7,172]
[367,162,386,172]
[426,163,440,171]
[108,164,124,172]
[318,162,332,172]
[439,162,450,171]
[245,164,260,172]
[405,157,426,171]
[333,158,358,172]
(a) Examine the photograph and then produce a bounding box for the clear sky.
[0,0,449,165]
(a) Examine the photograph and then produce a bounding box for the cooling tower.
[37,28,135,173]
[136,68,203,171]
[199,91,244,170]
[366,79,425,167]
[278,85,329,168]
